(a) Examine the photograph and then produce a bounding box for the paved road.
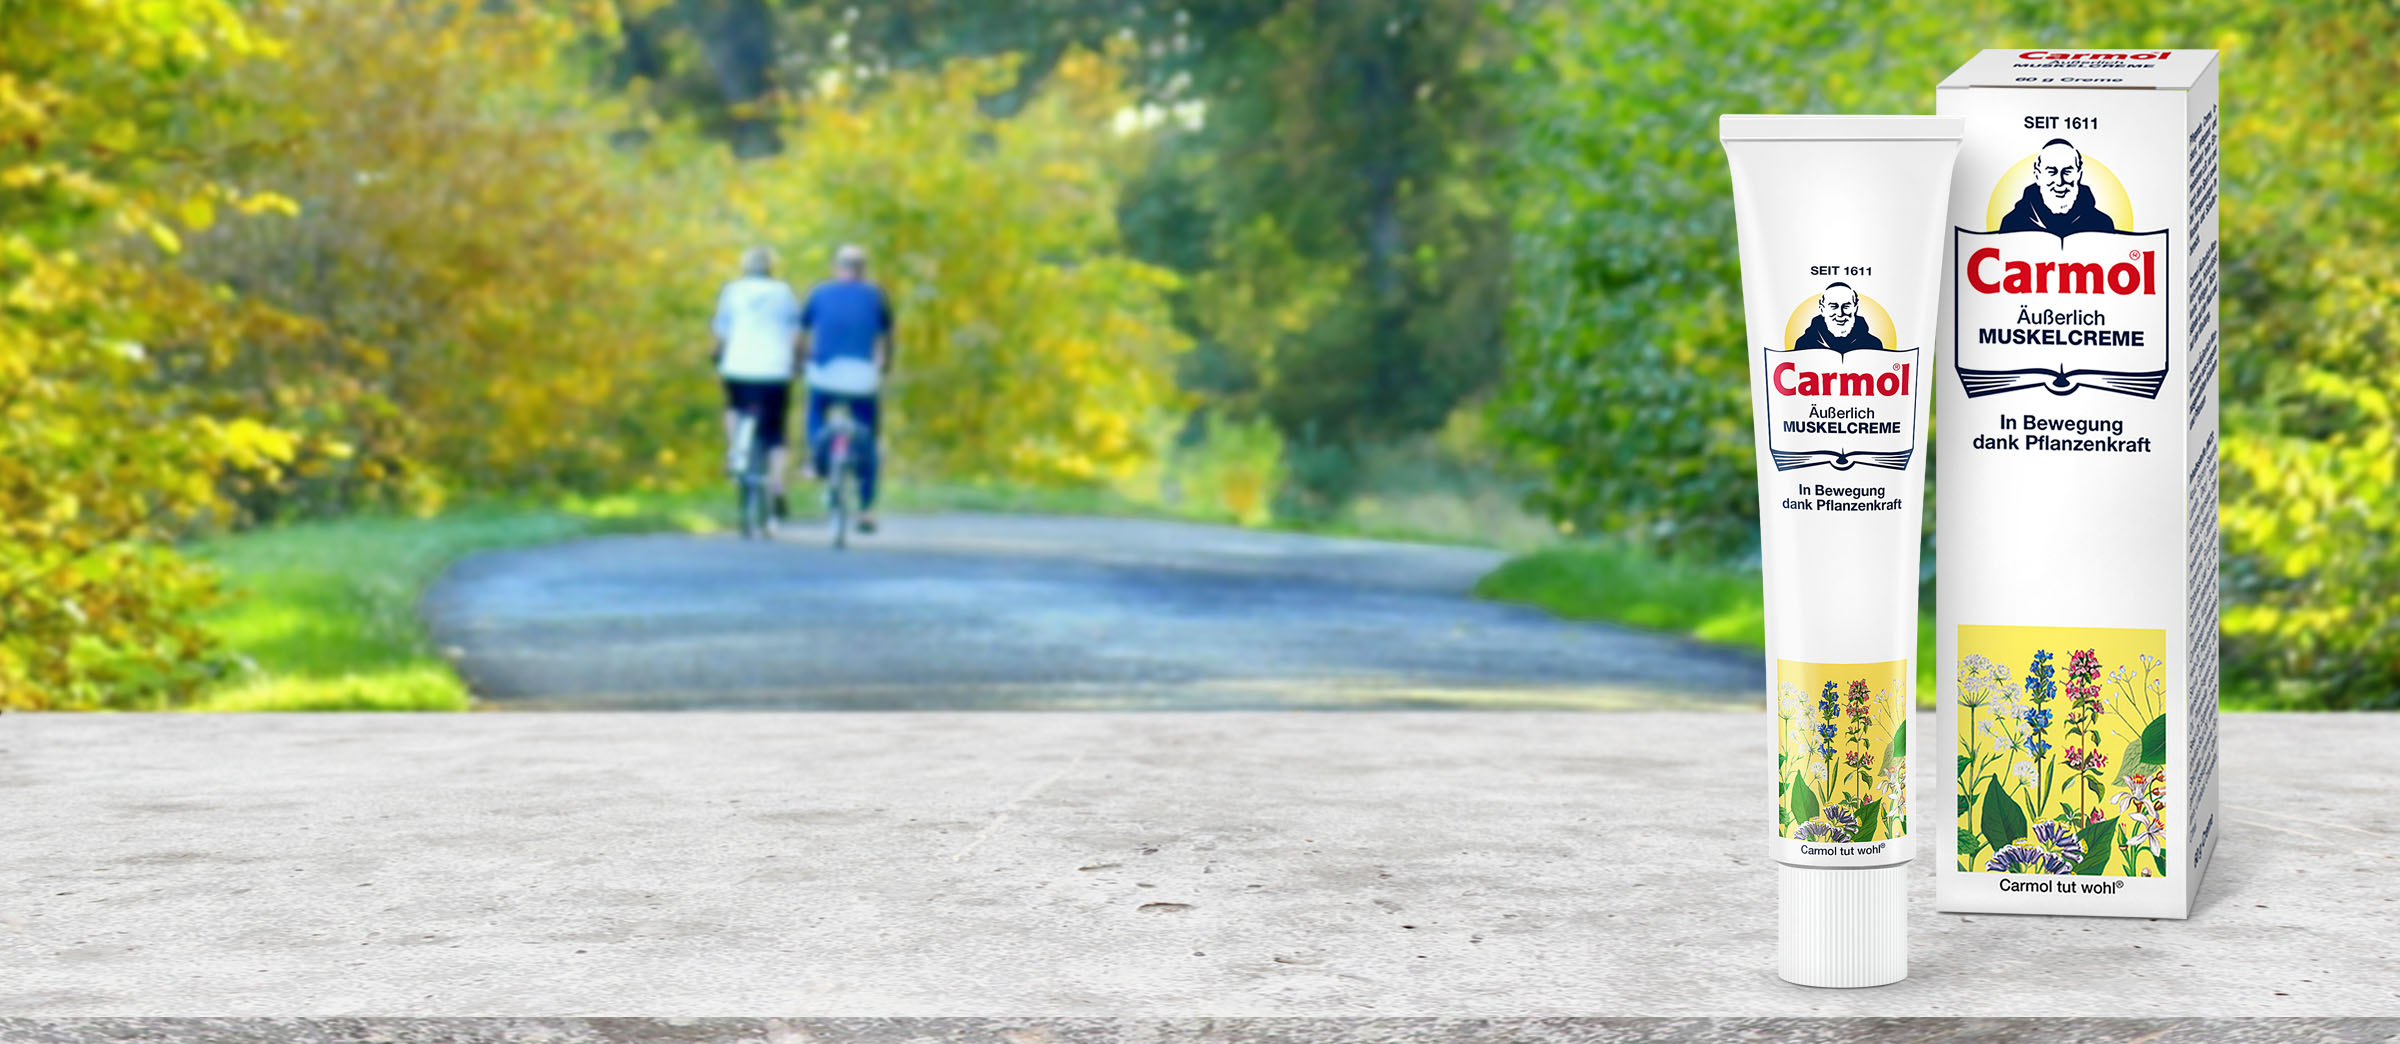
[5,713,2391,1016]
[422,514,1759,709]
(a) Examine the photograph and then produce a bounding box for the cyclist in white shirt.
[711,246,804,522]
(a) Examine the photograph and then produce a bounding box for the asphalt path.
[420,513,1760,709]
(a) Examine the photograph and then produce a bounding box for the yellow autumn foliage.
[712,49,1188,486]
[183,2,711,500]
[0,0,331,707]
[4,1,1185,707]
[188,3,1182,497]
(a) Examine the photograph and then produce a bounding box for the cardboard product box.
[1934,49,2220,918]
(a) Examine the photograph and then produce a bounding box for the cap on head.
[740,246,776,277]
[834,243,868,273]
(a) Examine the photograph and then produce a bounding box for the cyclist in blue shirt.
[799,244,894,534]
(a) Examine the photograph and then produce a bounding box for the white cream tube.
[1720,115,1961,988]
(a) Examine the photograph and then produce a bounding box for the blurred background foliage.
[721,49,1191,487]
[1504,1,2400,708]
[1,0,314,705]
[2,0,2391,708]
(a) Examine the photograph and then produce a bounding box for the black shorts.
[722,379,792,449]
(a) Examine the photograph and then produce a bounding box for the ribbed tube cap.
[1778,864,1907,987]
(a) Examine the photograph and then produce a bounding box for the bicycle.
[728,407,775,540]
[816,402,868,550]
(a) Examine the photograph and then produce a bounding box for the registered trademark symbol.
[2129,249,2142,261]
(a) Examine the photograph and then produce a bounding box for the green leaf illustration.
[1852,799,1883,843]
[2141,713,2167,765]
[1889,721,1908,761]
[1779,805,1792,831]
[1957,792,1972,816]
[2117,739,2148,780]
[2074,816,2119,875]
[1790,772,1820,826]
[1958,827,1984,858]
[1956,753,1971,779]
[1979,778,2028,858]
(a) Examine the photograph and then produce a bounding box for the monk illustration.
[1792,282,1884,352]
[1999,138,2118,235]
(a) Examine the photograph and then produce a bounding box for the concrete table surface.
[2,1018,2398,1044]
[2,712,2394,1017]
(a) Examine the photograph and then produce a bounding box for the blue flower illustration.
[2025,649,2057,705]
[2031,818,2087,865]
[1795,804,1861,843]
[2021,649,2058,779]
[1985,843,2074,875]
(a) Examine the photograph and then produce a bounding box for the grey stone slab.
[2,1018,2398,1044]
[1,713,2393,1016]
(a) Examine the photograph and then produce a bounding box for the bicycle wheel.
[825,450,850,550]
[828,479,850,550]
[732,413,770,540]
[742,477,771,540]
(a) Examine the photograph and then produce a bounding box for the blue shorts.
[807,389,881,508]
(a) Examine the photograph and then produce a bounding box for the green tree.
[0,0,308,706]
[1501,1,2400,705]
[1496,1,1962,552]
[609,1,1519,510]
[719,50,1189,486]
[2134,4,2400,707]
[1154,0,1513,512]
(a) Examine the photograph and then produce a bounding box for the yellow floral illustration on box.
[1776,658,1907,844]
[1956,624,2169,878]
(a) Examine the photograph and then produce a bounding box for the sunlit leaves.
[719,47,1187,487]
[0,0,318,707]
[1496,1,1966,554]
[6,2,1199,707]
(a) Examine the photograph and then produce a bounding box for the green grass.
[188,494,713,711]
[1475,542,1940,707]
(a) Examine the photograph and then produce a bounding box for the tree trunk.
[680,0,783,157]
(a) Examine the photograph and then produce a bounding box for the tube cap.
[1778,863,1907,987]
